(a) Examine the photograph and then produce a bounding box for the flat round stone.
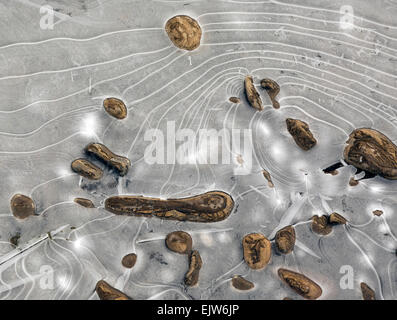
[10,194,35,219]
[165,15,202,51]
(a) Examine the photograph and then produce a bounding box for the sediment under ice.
[0,0,396,300]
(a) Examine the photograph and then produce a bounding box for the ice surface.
[0,0,396,300]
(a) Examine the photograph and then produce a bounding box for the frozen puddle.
[0,0,396,300]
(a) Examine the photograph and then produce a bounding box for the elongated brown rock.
[10,194,35,219]
[85,143,131,176]
[185,250,202,286]
[360,282,376,300]
[278,268,322,300]
[95,280,131,300]
[103,98,127,119]
[275,226,296,254]
[231,275,254,290]
[344,128,397,180]
[165,15,202,51]
[104,191,234,223]
[262,169,274,188]
[74,198,95,208]
[71,158,103,180]
[286,118,317,151]
[121,253,137,269]
[311,215,332,235]
[242,233,271,270]
[166,231,192,254]
[244,76,263,111]
[229,97,241,104]
[260,78,280,109]
[329,212,347,225]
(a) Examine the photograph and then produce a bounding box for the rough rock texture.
[312,215,332,235]
[104,191,234,222]
[262,169,274,188]
[231,275,254,290]
[103,97,127,119]
[278,268,322,300]
[360,282,376,300]
[244,76,263,111]
[165,15,202,51]
[260,78,280,109]
[85,143,131,176]
[165,231,192,254]
[329,212,347,225]
[242,233,271,270]
[95,280,131,300]
[71,158,103,180]
[74,198,95,208]
[275,226,296,254]
[373,210,383,217]
[344,128,397,180]
[185,250,202,286]
[10,194,36,219]
[286,118,317,151]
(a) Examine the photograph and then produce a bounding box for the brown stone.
[165,15,202,51]
[104,191,234,223]
[275,226,296,254]
[329,212,347,225]
[185,250,202,286]
[311,215,332,235]
[260,78,280,109]
[278,268,322,300]
[85,143,131,176]
[103,97,127,119]
[71,158,103,180]
[373,210,383,217]
[360,282,376,300]
[231,275,254,291]
[244,76,263,111]
[242,233,271,270]
[95,280,130,300]
[229,97,241,104]
[10,194,35,219]
[74,198,95,208]
[121,253,137,269]
[262,169,274,188]
[165,231,192,254]
[344,128,397,180]
[286,118,317,151]
[349,177,359,186]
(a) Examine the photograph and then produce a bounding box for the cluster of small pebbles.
[7,98,131,234]
[237,228,324,299]
[311,213,347,236]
